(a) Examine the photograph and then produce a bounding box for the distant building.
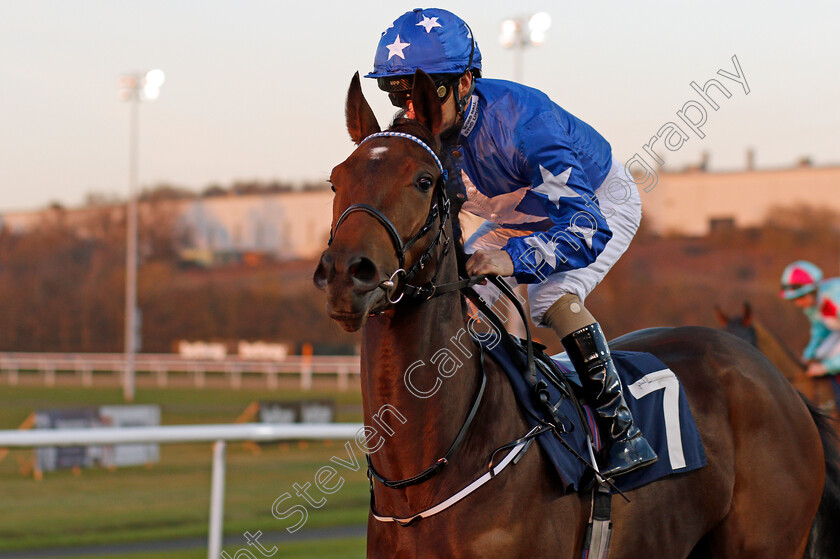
[640,164,840,236]
[2,164,838,250]
[180,190,333,260]
[0,189,335,262]
[0,206,61,233]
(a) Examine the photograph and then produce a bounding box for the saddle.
[464,278,706,494]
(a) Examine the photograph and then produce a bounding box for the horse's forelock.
[388,117,440,153]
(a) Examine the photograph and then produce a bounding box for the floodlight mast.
[497,14,551,336]
[118,70,164,402]
[499,13,552,82]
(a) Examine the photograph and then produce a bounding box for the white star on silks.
[416,15,442,33]
[523,235,560,269]
[566,224,595,249]
[531,165,576,209]
[460,171,543,225]
[386,35,410,60]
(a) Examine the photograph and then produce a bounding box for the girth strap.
[582,485,614,559]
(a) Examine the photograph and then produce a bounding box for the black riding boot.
[562,323,658,478]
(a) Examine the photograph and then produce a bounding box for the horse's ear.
[346,72,381,145]
[410,69,444,138]
[743,302,753,326]
[714,306,729,326]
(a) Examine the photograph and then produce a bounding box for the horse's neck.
[753,321,803,379]
[360,289,478,479]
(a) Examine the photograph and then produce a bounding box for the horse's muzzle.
[313,250,382,292]
[314,249,388,331]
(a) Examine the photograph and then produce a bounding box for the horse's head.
[715,302,757,346]
[314,70,449,332]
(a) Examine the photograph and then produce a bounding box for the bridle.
[327,129,571,525]
[327,131,454,306]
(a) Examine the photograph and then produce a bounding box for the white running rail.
[0,352,361,391]
[0,422,365,559]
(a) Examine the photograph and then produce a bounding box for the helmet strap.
[454,22,477,118]
[450,71,476,122]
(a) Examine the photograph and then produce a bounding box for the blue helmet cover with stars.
[365,8,482,79]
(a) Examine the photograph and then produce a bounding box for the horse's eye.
[328,182,336,193]
[416,177,434,192]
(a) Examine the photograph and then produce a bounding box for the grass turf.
[0,385,367,554]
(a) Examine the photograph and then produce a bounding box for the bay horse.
[314,70,840,558]
[715,303,837,413]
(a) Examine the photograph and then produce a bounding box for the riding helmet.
[366,8,482,94]
[780,260,823,300]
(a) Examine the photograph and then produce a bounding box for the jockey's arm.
[803,320,830,361]
[499,112,613,284]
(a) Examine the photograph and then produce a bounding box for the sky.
[1,0,838,212]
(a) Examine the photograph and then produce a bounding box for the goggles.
[377,75,458,109]
[780,282,817,300]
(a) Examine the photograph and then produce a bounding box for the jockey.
[366,8,656,477]
[780,261,840,386]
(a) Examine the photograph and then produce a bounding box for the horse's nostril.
[313,253,333,290]
[348,256,379,287]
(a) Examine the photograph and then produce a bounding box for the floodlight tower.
[498,14,551,337]
[499,12,552,82]
[117,69,165,402]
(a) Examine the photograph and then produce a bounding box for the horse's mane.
[388,116,439,150]
[752,319,805,372]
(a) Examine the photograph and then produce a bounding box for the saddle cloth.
[484,342,706,493]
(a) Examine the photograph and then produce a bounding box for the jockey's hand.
[466,249,514,279]
[806,361,828,377]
